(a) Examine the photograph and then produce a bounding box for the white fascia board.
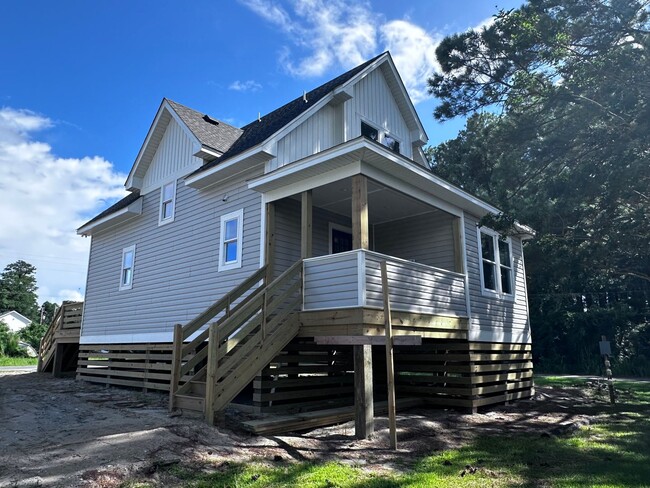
[381,59,428,141]
[77,197,143,236]
[125,100,201,191]
[194,145,222,161]
[249,138,501,217]
[184,149,272,189]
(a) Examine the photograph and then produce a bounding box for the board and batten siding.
[81,172,263,344]
[464,213,531,343]
[348,68,412,159]
[271,105,340,171]
[374,210,456,272]
[142,118,202,193]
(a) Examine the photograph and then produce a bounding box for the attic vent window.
[383,134,400,154]
[202,114,219,125]
[361,121,378,141]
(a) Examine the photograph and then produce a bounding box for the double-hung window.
[159,180,176,225]
[479,228,514,298]
[120,245,136,290]
[219,209,243,271]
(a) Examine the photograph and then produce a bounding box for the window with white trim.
[219,209,243,271]
[120,245,136,290]
[478,228,514,297]
[159,180,176,225]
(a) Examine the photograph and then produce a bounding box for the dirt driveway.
[0,371,598,487]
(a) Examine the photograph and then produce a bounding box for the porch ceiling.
[291,178,447,225]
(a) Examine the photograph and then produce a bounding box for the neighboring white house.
[0,311,32,333]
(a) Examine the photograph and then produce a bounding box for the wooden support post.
[205,323,219,425]
[351,175,369,250]
[601,335,616,405]
[380,261,397,450]
[354,344,374,439]
[301,190,313,259]
[36,337,44,373]
[265,202,276,284]
[52,343,64,378]
[169,324,183,412]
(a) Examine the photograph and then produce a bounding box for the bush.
[0,321,27,357]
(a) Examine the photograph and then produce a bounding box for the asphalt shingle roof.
[166,99,243,154]
[78,53,387,230]
[196,52,387,173]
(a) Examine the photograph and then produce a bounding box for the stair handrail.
[169,265,267,409]
[204,259,303,423]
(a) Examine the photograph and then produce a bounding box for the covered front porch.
[250,142,477,438]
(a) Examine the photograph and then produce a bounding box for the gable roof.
[80,52,430,230]
[166,99,242,154]
[0,310,32,325]
[195,51,388,174]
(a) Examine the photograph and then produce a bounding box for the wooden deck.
[38,301,83,376]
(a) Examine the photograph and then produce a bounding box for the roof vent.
[303,90,308,103]
[202,114,219,125]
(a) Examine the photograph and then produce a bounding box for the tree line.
[428,0,649,374]
[0,260,58,356]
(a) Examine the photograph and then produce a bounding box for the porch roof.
[248,137,501,219]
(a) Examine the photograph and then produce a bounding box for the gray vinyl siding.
[302,250,467,315]
[273,198,351,277]
[81,171,263,343]
[373,210,456,271]
[464,213,531,343]
[364,253,467,316]
[303,252,359,310]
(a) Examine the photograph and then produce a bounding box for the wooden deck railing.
[169,265,268,410]
[203,259,303,423]
[37,301,83,372]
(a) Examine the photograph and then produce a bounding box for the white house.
[0,311,32,333]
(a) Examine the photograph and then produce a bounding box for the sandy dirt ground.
[0,371,599,487]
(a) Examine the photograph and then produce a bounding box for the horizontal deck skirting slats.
[394,339,534,410]
[77,343,178,391]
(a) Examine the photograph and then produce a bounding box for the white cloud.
[0,107,126,304]
[239,0,446,103]
[229,80,263,92]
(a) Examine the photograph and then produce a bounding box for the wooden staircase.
[169,260,303,424]
[37,301,83,376]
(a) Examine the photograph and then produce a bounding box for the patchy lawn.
[2,371,648,487]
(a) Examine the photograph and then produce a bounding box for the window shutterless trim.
[477,227,515,300]
[119,244,136,290]
[158,180,177,226]
[218,209,244,271]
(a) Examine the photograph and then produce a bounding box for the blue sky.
[0,0,522,303]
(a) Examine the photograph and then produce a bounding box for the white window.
[120,245,136,290]
[478,228,514,298]
[159,180,176,225]
[219,209,243,271]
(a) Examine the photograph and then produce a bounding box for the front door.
[331,227,353,254]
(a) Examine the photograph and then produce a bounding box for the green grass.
[121,377,650,488]
[0,356,38,366]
